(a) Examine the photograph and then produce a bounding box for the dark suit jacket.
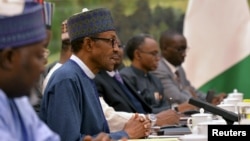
[94,70,152,114]
[119,66,171,113]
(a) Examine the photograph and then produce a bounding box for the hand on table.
[155,109,180,126]
[123,113,150,139]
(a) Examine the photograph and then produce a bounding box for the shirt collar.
[131,65,148,77]
[106,70,116,77]
[70,54,95,79]
[162,58,180,74]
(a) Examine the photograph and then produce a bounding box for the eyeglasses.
[138,49,160,58]
[90,37,123,48]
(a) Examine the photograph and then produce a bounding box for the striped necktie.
[175,70,183,89]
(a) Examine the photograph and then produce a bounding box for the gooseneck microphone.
[188,98,239,125]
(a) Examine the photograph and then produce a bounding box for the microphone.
[188,98,239,125]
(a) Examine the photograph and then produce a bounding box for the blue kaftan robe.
[0,89,60,141]
[40,58,128,141]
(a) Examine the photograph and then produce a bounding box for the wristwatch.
[147,114,157,126]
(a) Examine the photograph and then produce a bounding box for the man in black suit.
[94,39,180,127]
[95,68,152,114]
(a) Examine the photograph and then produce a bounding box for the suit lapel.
[160,59,180,85]
[123,78,152,113]
[102,72,139,111]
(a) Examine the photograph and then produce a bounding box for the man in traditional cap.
[0,1,60,141]
[41,18,151,133]
[40,8,150,141]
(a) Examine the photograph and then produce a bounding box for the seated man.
[0,1,59,140]
[40,8,150,141]
[119,33,197,113]
[45,18,178,132]
[42,18,146,133]
[94,40,180,127]
[151,30,226,105]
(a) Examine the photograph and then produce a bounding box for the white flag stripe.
[183,0,250,88]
